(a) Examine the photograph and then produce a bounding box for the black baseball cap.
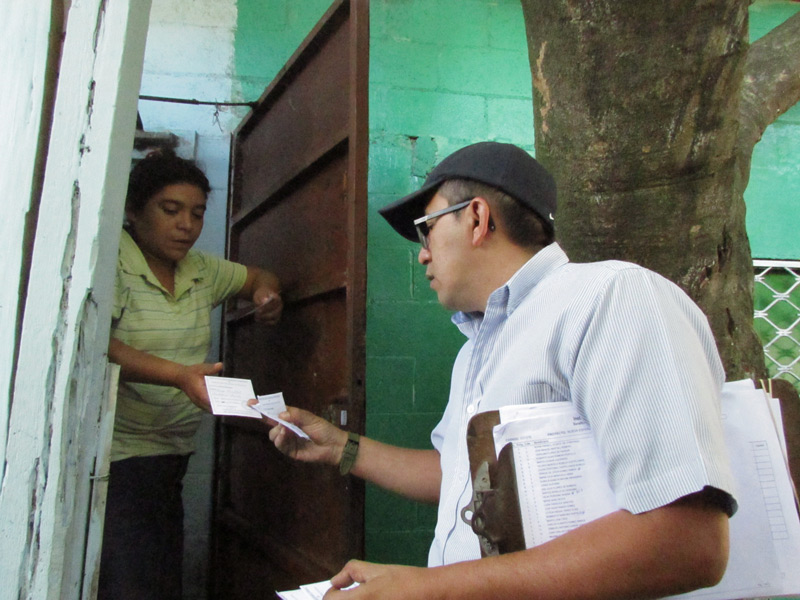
[378,141,557,242]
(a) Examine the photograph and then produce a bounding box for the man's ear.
[470,197,493,247]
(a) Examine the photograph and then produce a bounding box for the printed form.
[493,402,616,545]
[672,382,800,600]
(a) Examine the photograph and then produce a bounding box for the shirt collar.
[452,242,569,337]
[118,229,203,297]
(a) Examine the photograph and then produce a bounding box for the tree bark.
[519,0,800,380]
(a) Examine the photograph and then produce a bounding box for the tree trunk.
[521,0,768,380]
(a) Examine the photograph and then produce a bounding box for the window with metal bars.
[753,260,800,392]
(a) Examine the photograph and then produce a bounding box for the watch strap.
[339,431,360,475]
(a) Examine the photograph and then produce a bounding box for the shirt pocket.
[506,382,559,406]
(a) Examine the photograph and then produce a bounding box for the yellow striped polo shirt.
[110,229,247,461]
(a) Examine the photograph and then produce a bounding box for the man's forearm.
[416,492,729,600]
[348,437,441,504]
[269,407,442,504]
[327,492,730,599]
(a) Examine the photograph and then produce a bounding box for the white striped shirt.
[428,242,736,567]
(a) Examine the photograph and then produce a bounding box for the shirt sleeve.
[201,253,249,307]
[570,267,735,515]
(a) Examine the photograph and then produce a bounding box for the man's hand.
[324,560,430,599]
[258,405,443,504]
[267,406,348,466]
[176,362,223,412]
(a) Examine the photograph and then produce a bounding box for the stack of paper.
[492,381,800,600]
[493,402,617,545]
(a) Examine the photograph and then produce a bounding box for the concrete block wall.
[365,0,534,566]
[139,0,247,134]
[747,102,800,260]
[745,1,800,260]
[234,0,332,102]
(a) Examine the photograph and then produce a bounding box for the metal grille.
[753,260,800,390]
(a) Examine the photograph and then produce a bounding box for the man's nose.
[417,246,431,265]
[177,212,192,229]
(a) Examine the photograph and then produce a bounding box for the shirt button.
[466,404,476,415]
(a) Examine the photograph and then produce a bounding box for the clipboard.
[461,410,525,557]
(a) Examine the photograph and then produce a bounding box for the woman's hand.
[110,338,222,412]
[176,362,224,412]
[252,288,283,324]
[239,266,283,325]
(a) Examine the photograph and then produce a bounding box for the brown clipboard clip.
[461,411,526,557]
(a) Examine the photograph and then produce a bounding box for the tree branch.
[738,11,800,156]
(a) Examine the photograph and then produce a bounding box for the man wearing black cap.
[268,142,736,599]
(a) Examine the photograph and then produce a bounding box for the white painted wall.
[136,2,245,598]
[0,0,56,478]
[0,1,151,598]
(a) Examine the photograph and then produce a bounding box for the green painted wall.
[234,0,332,101]
[745,1,800,260]
[233,0,800,571]
[366,0,533,566]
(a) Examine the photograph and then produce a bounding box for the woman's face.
[126,183,207,268]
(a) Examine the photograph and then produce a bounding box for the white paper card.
[204,376,261,418]
[277,581,358,599]
[254,392,287,417]
[252,392,310,440]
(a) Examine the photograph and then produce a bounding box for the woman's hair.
[125,150,210,213]
[438,179,554,250]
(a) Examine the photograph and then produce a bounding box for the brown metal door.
[210,1,368,596]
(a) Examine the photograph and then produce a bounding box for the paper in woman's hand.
[203,376,261,418]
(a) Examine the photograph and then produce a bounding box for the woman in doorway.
[99,150,282,600]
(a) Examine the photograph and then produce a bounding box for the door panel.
[236,149,350,302]
[211,1,368,596]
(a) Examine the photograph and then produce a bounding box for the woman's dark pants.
[98,454,190,600]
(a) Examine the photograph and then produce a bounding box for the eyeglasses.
[413,199,473,249]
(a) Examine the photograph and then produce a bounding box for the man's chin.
[437,294,457,312]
